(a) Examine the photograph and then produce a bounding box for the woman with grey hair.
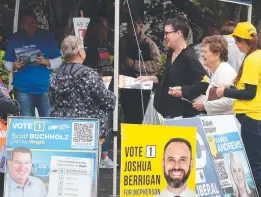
[48,35,116,138]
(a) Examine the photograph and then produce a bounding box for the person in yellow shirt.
[216,22,261,195]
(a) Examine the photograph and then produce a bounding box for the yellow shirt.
[0,50,5,65]
[234,50,261,120]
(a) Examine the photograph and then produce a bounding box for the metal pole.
[13,0,20,33]
[111,0,120,196]
[247,5,252,22]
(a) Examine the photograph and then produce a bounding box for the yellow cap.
[232,22,257,40]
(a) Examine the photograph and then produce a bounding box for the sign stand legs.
[111,0,120,196]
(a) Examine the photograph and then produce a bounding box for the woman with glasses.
[48,35,116,139]
[192,35,237,115]
[216,22,261,195]
[137,14,208,119]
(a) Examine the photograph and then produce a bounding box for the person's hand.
[168,86,182,97]
[36,55,51,67]
[192,102,205,111]
[136,76,152,82]
[216,86,225,98]
[125,58,134,68]
[219,84,230,88]
[13,60,25,70]
[136,76,158,84]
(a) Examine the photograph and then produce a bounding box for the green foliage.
[110,55,114,65]
[0,51,9,87]
[144,0,179,52]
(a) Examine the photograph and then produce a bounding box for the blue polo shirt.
[5,174,47,197]
[4,28,61,94]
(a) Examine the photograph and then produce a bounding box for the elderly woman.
[48,35,116,138]
[193,35,237,115]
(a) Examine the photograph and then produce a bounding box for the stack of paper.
[119,75,153,90]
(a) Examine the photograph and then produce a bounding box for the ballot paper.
[48,156,93,197]
[119,75,153,90]
[14,47,41,64]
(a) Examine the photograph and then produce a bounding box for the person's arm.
[4,61,15,72]
[136,75,159,84]
[89,71,116,111]
[205,64,237,114]
[181,52,209,100]
[204,97,234,114]
[224,55,260,100]
[46,32,62,70]
[0,91,20,114]
[49,57,62,69]
[224,84,256,100]
[132,37,162,75]
[3,35,22,72]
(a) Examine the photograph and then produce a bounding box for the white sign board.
[73,17,90,40]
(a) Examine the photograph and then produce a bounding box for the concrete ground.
[98,134,121,197]
[98,149,121,197]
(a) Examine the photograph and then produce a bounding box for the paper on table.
[119,75,153,90]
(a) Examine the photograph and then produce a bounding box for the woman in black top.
[83,17,112,76]
[137,14,208,118]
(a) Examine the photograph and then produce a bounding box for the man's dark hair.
[11,147,32,161]
[165,13,190,40]
[163,138,192,159]
[19,8,37,20]
[220,21,236,35]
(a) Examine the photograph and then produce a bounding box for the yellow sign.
[120,124,196,197]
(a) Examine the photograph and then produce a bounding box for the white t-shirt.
[204,62,237,115]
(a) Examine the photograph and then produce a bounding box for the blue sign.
[214,132,244,154]
[5,117,99,197]
[7,118,99,150]
[166,118,223,197]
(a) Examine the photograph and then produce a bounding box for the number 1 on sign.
[146,145,156,158]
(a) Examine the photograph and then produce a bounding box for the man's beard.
[164,166,191,188]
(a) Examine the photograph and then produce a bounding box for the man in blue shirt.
[5,147,47,197]
[4,9,62,117]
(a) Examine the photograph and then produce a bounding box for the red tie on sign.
[78,29,87,39]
